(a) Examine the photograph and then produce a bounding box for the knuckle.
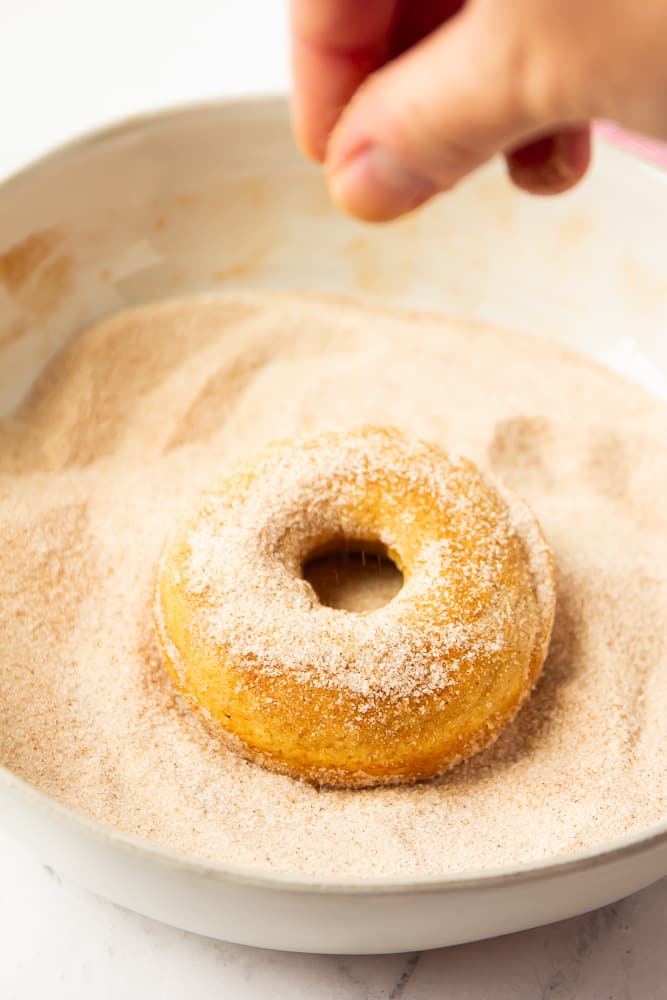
[493,38,563,126]
[379,88,490,182]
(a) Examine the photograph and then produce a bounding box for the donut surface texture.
[154,426,556,787]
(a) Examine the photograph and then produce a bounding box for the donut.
[154,427,556,788]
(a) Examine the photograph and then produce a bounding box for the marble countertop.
[1,2,665,996]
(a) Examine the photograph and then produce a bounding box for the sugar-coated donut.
[154,427,556,788]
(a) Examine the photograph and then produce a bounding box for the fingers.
[292,0,593,219]
[289,0,399,162]
[326,6,584,221]
[506,126,592,195]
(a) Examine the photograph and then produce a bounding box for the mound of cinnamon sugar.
[0,293,666,878]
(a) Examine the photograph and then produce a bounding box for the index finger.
[290,0,399,161]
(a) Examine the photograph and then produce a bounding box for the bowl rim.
[0,93,290,190]
[2,92,666,191]
[3,761,667,895]
[1,96,666,897]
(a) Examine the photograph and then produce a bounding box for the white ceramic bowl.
[1,98,666,955]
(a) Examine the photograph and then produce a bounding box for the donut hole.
[302,538,403,612]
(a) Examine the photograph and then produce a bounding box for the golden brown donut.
[154,427,556,787]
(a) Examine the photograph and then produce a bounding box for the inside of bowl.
[1,99,666,417]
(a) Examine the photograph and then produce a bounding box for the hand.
[290,1,667,221]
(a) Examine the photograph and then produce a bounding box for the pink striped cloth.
[596,122,667,168]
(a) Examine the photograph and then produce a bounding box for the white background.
[1,2,666,997]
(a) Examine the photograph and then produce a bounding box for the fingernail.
[507,129,591,195]
[509,137,572,191]
[329,146,437,222]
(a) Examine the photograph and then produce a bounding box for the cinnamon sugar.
[0,293,666,878]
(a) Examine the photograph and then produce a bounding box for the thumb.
[326,7,583,221]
